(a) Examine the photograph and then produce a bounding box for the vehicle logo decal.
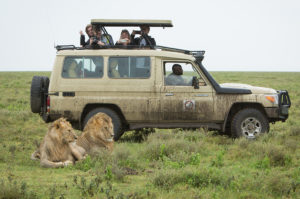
[183,100,195,111]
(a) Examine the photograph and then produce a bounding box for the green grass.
[0,71,299,198]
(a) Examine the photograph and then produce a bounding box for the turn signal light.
[265,95,278,104]
[266,96,275,103]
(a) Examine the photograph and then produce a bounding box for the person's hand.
[124,38,130,45]
[79,30,84,35]
[97,41,105,46]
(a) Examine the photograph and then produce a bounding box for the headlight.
[265,94,278,105]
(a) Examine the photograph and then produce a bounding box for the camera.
[91,36,99,44]
[134,30,141,34]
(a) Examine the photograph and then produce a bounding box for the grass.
[0,71,299,198]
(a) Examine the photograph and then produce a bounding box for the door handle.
[195,94,208,97]
[62,92,75,97]
[165,93,174,96]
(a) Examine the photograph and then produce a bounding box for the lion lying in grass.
[31,113,114,168]
[73,112,114,155]
[31,118,78,168]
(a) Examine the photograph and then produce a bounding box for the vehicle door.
[107,56,160,122]
[160,61,214,122]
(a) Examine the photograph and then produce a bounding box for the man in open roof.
[131,25,156,47]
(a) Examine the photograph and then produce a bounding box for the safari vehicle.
[30,19,291,140]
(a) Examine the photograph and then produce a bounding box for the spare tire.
[41,76,50,122]
[30,76,49,114]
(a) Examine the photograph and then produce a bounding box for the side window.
[62,56,103,78]
[108,57,150,78]
[164,62,206,86]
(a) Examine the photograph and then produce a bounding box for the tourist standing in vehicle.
[131,25,156,47]
[115,29,131,46]
[90,29,110,48]
[80,24,94,47]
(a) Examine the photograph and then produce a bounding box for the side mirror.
[192,76,199,89]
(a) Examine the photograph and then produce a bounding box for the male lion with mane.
[71,112,114,157]
[31,118,78,168]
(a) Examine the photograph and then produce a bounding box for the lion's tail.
[31,150,40,161]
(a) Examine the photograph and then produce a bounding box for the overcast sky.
[0,0,299,71]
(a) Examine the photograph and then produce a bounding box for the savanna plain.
[0,71,299,199]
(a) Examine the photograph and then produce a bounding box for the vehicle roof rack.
[91,19,173,27]
[55,45,205,60]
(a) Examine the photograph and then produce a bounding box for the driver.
[165,64,190,86]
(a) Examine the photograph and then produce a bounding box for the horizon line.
[0,70,300,73]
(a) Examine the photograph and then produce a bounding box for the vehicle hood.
[220,83,277,94]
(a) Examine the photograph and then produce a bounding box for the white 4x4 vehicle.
[30,19,291,140]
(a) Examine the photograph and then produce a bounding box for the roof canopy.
[91,19,173,27]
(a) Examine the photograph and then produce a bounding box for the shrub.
[211,150,225,167]
[264,173,294,196]
[153,167,232,190]
[120,128,155,142]
[189,152,201,165]
[73,156,95,172]
[143,134,197,161]
[0,179,38,199]
[254,156,270,169]
[250,143,292,167]
[152,170,183,190]
[289,126,300,136]
[267,146,291,167]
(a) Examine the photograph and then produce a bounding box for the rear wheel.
[83,108,124,141]
[231,108,269,139]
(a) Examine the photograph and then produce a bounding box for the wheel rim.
[241,117,262,139]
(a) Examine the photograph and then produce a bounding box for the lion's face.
[99,117,114,142]
[52,118,77,144]
[86,113,114,142]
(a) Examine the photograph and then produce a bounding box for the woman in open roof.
[115,29,131,46]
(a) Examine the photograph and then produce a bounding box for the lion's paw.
[63,160,73,167]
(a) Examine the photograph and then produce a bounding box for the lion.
[71,112,114,158]
[31,118,79,168]
[31,113,114,167]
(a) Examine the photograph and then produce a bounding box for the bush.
[266,146,291,167]
[153,167,232,190]
[289,126,300,136]
[152,170,183,190]
[250,143,292,167]
[73,156,95,172]
[254,156,270,169]
[120,128,155,142]
[264,173,294,196]
[0,178,38,199]
[142,133,198,161]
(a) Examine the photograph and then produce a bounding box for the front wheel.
[231,108,269,139]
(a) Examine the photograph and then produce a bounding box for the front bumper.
[265,90,291,122]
